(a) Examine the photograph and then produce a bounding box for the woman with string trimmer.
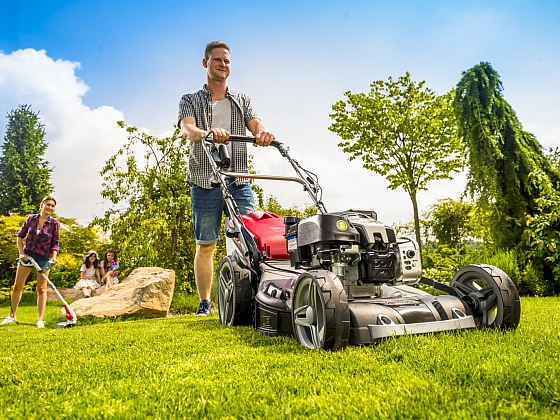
[1,196,60,329]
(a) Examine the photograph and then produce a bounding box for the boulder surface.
[59,267,175,318]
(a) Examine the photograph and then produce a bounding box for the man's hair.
[204,41,230,60]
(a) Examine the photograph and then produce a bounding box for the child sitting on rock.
[74,250,101,298]
[100,248,119,292]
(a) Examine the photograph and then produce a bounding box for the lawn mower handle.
[227,135,281,148]
[210,135,290,157]
[201,132,326,213]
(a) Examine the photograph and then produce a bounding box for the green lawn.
[0,296,558,419]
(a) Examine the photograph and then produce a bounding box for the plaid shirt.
[17,214,60,257]
[177,85,259,189]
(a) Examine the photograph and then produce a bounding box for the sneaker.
[194,300,212,316]
[1,316,17,325]
[36,320,45,329]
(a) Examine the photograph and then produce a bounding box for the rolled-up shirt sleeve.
[242,95,259,126]
[178,94,196,128]
[50,219,60,253]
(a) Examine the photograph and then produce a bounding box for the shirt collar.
[32,214,52,223]
[202,84,231,98]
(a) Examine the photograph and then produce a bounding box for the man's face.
[203,48,231,82]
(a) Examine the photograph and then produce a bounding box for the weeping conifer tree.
[454,62,558,250]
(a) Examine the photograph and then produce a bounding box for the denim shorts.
[19,250,50,269]
[190,180,255,244]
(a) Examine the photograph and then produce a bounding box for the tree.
[93,122,196,292]
[329,72,463,250]
[0,104,53,215]
[453,62,558,250]
[57,216,107,259]
[423,198,481,248]
[523,168,560,294]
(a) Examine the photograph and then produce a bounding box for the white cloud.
[0,49,128,224]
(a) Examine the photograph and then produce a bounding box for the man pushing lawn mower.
[177,40,275,316]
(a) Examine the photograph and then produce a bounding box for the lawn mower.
[202,134,521,350]
[23,256,77,328]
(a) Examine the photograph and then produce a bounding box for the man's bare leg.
[194,242,217,302]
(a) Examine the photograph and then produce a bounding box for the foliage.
[48,216,108,287]
[329,72,463,250]
[0,213,40,298]
[547,146,560,173]
[453,62,559,250]
[521,260,551,297]
[93,122,195,292]
[0,104,54,215]
[57,216,108,259]
[421,244,484,285]
[45,253,82,288]
[257,194,318,219]
[523,168,560,293]
[0,297,558,419]
[0,214,26,286]
[422,198,482,248]
[420,242,550,296]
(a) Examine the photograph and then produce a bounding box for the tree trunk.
[410,191,423,255]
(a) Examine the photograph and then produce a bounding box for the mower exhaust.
[25,257,78,328]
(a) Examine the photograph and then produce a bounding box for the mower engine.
[284,210,421,292]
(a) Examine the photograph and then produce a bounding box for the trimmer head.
[56,321,77,329]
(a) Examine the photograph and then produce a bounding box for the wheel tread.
[451,264,520,330]
[294,270,350,350]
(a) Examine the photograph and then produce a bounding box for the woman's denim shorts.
[19,250,50,269]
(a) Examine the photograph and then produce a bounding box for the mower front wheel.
[292,270,350,350]
[451,264,520,329]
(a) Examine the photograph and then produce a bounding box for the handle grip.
[204,134,283,150]
[228,135,281,147]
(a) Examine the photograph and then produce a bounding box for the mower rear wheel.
[451,264,520,329]
[292,270,350,350]
[218,256,254,326]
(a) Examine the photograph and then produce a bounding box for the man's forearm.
[180,123,207,142]
[249,121,268,137]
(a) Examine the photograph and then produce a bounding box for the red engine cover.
[241,211,289,259]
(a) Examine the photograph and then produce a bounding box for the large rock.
[60,267,175,318]
[47,286,104,302]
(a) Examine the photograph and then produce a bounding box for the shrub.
[48,253,81,288]
[521,260,552,296]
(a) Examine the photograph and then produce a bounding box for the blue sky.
[1,0,559,226]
